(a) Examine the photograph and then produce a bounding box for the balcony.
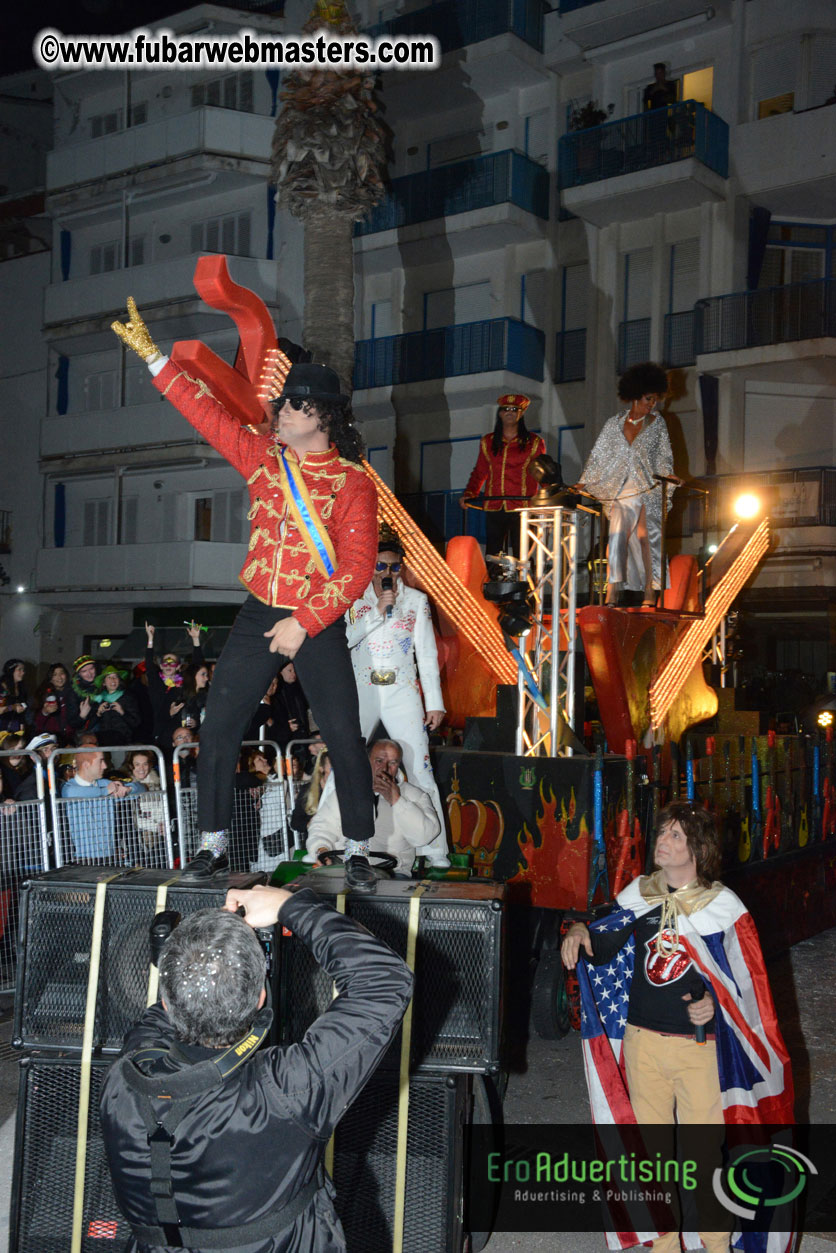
[558,102,728,227]
[663,310,696,368]
[46,108,274,194]
[553,0,720,57]
[554,328,586,382]
[36,541,245,604]
[368,0,543,54]
[354,317,545,390]
[695,279,836,366]
[733,105,836,218]
[355,150,548,237]
[40,400,206,460]
[43,255,278,330]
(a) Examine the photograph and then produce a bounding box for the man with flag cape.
[562,801,795,1253]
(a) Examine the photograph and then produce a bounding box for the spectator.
[127,660,155,745]
[307,740,440,877]
[126,750,167,866]
[289,747,330,844]
[180,660,211,732]
[271,661,313,750]
[36,663,80,732]
[0,732,32,800]
[643,62,677,111]
[71,655,98,737]
[145,622,206,749]
[0,660,29,734]
[90,665,141,747]
[61,749,144,863]
[33,687,73,745]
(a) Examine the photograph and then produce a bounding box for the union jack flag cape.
[577,876,795,1253]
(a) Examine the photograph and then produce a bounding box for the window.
[83,499,112,547]
[751,41,800,118]
[128,236,145,267]
[90,110,121,138]
[84,371,117,413]
[759,224,829,288]
[0,510,10,553]
[665,239,699,366]
[130,102,148,126]
[619,249,652,371]
[555,263,588,383]
[523,111,550,166]
[90,241,120,275]
[190,212,252,257]
[191,73,254,113]
[424,281,491,329]
[369,300,393,338]
[193,491,246,543]
[121,496,138,545]
[681,67,713,111]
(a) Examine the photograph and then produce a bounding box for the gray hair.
[158,909,266,1047]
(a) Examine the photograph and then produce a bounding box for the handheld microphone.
[689,979,708,1044]
[381,575,393,618]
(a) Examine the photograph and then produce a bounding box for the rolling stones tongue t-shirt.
[588,899,713,1036]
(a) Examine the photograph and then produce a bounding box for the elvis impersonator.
[562,801,794,1253]
[112,300,379,890]
[344,525,449,864]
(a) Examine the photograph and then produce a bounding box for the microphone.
[689,978,708,1044]
[381,575,393,618]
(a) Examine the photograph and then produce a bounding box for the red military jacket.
[464,431,546,512]
[153,360,377,637]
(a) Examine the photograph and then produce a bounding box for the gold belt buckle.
[370,669,396,686]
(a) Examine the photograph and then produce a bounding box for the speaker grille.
[334,1070,467,1253]
[278,883,504,1072]
[11,1057,130,1253]
[15,871,233,1052]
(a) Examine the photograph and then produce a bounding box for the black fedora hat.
[274,363,347,404]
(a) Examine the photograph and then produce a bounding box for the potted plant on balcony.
[568,100,613,180]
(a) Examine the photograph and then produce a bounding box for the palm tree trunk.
[303,211,356,395]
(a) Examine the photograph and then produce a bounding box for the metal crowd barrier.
[173,738,295,873]
[0,748,52,990]
[46,744,174,871]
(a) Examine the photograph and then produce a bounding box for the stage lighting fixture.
[818,710,834,729]
[733,492,761,520]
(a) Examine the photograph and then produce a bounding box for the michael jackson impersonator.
[562,802,794,1253]
[113,300,378,888]
[459,393,546,559]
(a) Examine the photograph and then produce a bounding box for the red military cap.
[497,393,530,412]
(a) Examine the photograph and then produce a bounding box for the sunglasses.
[375,561,401,573]
[280,397,312,411]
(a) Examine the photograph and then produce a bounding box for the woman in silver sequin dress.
[578,363,676,608]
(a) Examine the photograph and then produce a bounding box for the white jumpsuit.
[346,582,448,864]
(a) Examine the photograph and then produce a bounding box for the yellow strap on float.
[146,878,179,1006]
[324,891,347,1180]
[72,874,121,1253]
[392,885,425,1253]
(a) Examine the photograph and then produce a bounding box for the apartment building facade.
[0,0,833,685]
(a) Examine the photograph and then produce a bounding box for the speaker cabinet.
[277,878,504,1073]
[14,867,264,1053]
[10,1055,130,1253]
[334,1069,469,1253]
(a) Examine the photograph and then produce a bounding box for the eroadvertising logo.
[713,1144,817,1221]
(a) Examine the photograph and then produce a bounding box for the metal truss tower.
[515,505,579,757]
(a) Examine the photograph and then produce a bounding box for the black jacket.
[100,888,413,1252]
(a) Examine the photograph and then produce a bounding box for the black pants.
[484,510,521,560]
[198,596,374,842]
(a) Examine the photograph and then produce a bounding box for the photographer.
[100,884,413,1251]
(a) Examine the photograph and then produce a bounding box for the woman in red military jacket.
[459,394,546,559]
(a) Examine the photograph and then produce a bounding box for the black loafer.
[344,855,377,894]
[180,849,230,881]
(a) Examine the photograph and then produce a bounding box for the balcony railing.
[558,101,728,190]
[354,317,545,388]
[401,490,487,548]
[663,310,696,367]
[701,468,836,531]
[367,0,544,54]
[696,278,836,355]
[355,149,548,236]
[617,318,650,373]
[554,328,586,382]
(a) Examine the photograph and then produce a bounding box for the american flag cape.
[577,877,795,1253]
